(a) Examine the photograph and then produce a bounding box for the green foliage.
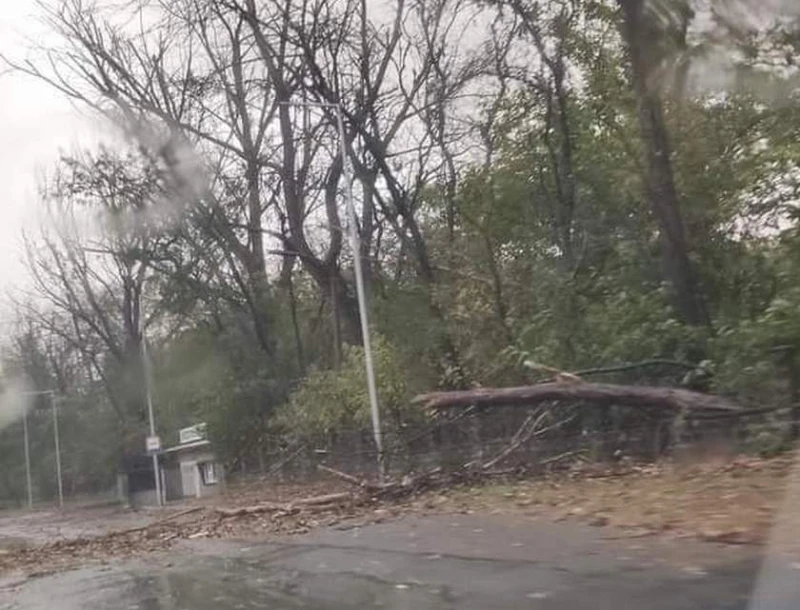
[745,423,793,458]
[277,335,420,440]
[712,281,800,401]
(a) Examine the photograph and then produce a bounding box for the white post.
[140,295,163,507]
[22,407,33,509]
[51,394,64,508]
[280,100,385,479]
[333,107,385,479]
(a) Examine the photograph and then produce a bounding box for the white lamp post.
[281,100,385,478]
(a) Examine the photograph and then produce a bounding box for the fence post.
[22,408,33,509]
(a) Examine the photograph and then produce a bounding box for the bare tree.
[14,0,362,352]
[22,148,178,444]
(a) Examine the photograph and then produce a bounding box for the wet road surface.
[2,514,798,609]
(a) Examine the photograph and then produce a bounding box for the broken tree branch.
[216,492,353,518]
[481,409,549,470]
[317,464,366,487]
[216,502,286,518]
[413,382,742,413]
[317,465,390,492]
[480,410,577,471]
[539,449,586,466]
[295,492,353,507]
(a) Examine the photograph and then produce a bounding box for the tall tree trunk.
[330,273,343,368]
[618,0,710,329]
[278,255,305,375]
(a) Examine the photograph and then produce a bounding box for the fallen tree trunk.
[317,465,405,497]
[216,502,286,518]
[317,465,375,489]
[413,382,742,413]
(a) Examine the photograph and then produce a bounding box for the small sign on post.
[145,435,161,454]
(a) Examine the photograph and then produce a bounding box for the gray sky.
[0,1,98,299]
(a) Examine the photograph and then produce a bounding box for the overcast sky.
[0,1,99,303]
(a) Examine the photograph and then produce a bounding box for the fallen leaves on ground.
[0,480,374,577]
[410,453,795,546]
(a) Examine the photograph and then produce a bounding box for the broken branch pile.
[215,492,353,517]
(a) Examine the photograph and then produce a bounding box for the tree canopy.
[0,0,798,496]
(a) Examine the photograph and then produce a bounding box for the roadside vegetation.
[0,0,798,511]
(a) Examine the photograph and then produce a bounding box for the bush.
[276,335,423,441]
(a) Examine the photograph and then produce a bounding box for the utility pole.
[281,100,385,479]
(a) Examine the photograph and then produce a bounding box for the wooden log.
[317,465,385,492]
[215,492,353,518]
[293,492,352,507]
[412,382,742,413]
[317,465,365,487]
[155,506,204,524]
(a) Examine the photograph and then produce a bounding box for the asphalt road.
[2,514,798,609]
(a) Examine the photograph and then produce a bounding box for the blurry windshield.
[1,1,800,608]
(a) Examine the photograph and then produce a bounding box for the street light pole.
[140,294,163,506]
[282,100,385,478]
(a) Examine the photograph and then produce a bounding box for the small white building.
[161,423,223,501]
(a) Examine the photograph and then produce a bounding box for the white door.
[180,461,196,498]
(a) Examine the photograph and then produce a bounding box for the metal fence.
[2,386,796,509]
[227,404,798,488]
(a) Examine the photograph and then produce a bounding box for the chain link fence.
[226,402,799,489]
[0,393,119,510]
[2,386,797,509]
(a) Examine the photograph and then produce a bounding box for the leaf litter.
[0,452,795,578]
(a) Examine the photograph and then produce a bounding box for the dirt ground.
[0,452,796,577]
[417,453,795,545]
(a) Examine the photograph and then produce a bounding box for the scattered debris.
[408,453,794,548]
[0,452,794,578]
